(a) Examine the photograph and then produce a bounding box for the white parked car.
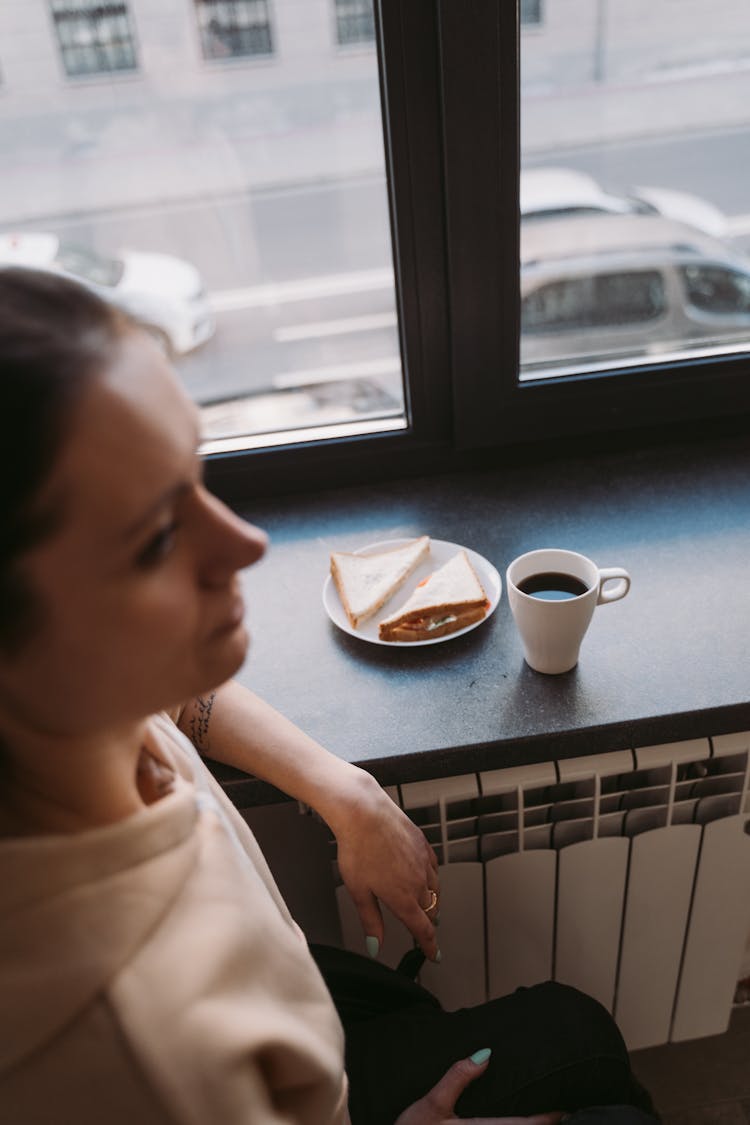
[520,213,750,372]
[0,232,214,356]
[520,167,728,239]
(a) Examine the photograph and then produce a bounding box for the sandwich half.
[378,550,489,642]
[330,535,430,629]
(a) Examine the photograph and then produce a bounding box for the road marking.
[274,311,398,341]
[272,355,401,388]
[210,214,750,320]
[209,267,394,311]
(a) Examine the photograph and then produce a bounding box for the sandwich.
[378,550,489,642]
[330,535,431,629]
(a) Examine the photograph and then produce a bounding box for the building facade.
[0,1,747,223]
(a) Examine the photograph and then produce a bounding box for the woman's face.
[0,330,267,737]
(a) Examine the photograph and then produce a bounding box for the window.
[682,265,750,316]
[55,242,124,287]
[195,0,273,60]
[2,2,402,452]
[520,0,543,26]
[522,272,666,334]
[515,1,750,405]
[4,2,749,498]
[334,0,375,46]
[50,1,137,77]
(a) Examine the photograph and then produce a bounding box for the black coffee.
[518,571,589,601]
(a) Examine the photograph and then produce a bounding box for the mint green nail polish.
[470,1047,492,1066]
[434,947,441,963]
[365,935,379,959]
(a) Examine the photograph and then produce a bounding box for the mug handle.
[597,567,631,604]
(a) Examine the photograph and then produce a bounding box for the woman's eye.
[136,521,180,568]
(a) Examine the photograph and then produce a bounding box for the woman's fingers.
[389,859,440,958]
[333,780,441,959]
[461,1116,566,1125]
[348,885,384,957]
[395,859,440,958]
[419,1050,494,1117]
[476,1117,563,1124]
[398,897,439,961]
[351,886,438,962]
[394,1050,564,1124]
[462,1116,563,1124]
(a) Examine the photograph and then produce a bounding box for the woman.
[0,267,657,1124]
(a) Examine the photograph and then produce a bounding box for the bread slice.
[378,550,489,642]
[330,536,430,629]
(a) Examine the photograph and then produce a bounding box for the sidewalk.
[1,65,748,226]
[522,59,750,152]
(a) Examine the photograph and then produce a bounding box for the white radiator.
[333,733,750,1050]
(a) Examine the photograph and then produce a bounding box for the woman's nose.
[196,490,268,586]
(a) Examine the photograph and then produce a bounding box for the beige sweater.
[0,715,350,1124]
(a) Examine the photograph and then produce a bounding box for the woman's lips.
[211,596,246,637]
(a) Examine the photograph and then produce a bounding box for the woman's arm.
[176,680,440,961]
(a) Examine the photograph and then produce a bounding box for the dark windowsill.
[209,419,750,807]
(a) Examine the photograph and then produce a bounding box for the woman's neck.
[0,719,153,837]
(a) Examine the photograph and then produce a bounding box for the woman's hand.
[328,769,440,961]
[176,684,439,956]
[394,1050,563,1125]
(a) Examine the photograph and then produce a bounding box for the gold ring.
[423,889,439,914]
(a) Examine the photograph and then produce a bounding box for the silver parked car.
[520,214,750,374]
[520,167,728,238]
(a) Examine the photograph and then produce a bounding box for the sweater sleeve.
[107,797,350,1125]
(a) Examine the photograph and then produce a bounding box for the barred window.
[195,0,273,60]
[334,0,375,46]
[520,0,543,26]
[50,1,137,77]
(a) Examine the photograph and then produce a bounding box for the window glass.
[0,2,404,449]
[335,0,376,46]
[520,1,543,27]
[681,265,750,315]
[520,0,750,379]
[195,0,274,60]
[55,242,125,287]
[50,1,138,77]
[522,270,666,334]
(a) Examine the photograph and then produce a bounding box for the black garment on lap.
[309,945,658,1125]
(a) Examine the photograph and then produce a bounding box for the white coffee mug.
[506,548,631,675]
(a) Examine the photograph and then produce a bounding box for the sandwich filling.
[378,550,490,642]
[427,615,457,631]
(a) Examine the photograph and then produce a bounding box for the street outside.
[3,56,750,426]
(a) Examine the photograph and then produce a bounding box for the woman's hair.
[0,267,132,653]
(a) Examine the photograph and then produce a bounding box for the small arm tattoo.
[188,691,216,753]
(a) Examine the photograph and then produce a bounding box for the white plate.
[323,537,502,647]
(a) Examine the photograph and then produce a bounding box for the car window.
[522,270,667,334]
[680,265,750,315]
[54,243,125,288]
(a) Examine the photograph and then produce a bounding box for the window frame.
[205,0,750,501]
[207,0,454,498]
